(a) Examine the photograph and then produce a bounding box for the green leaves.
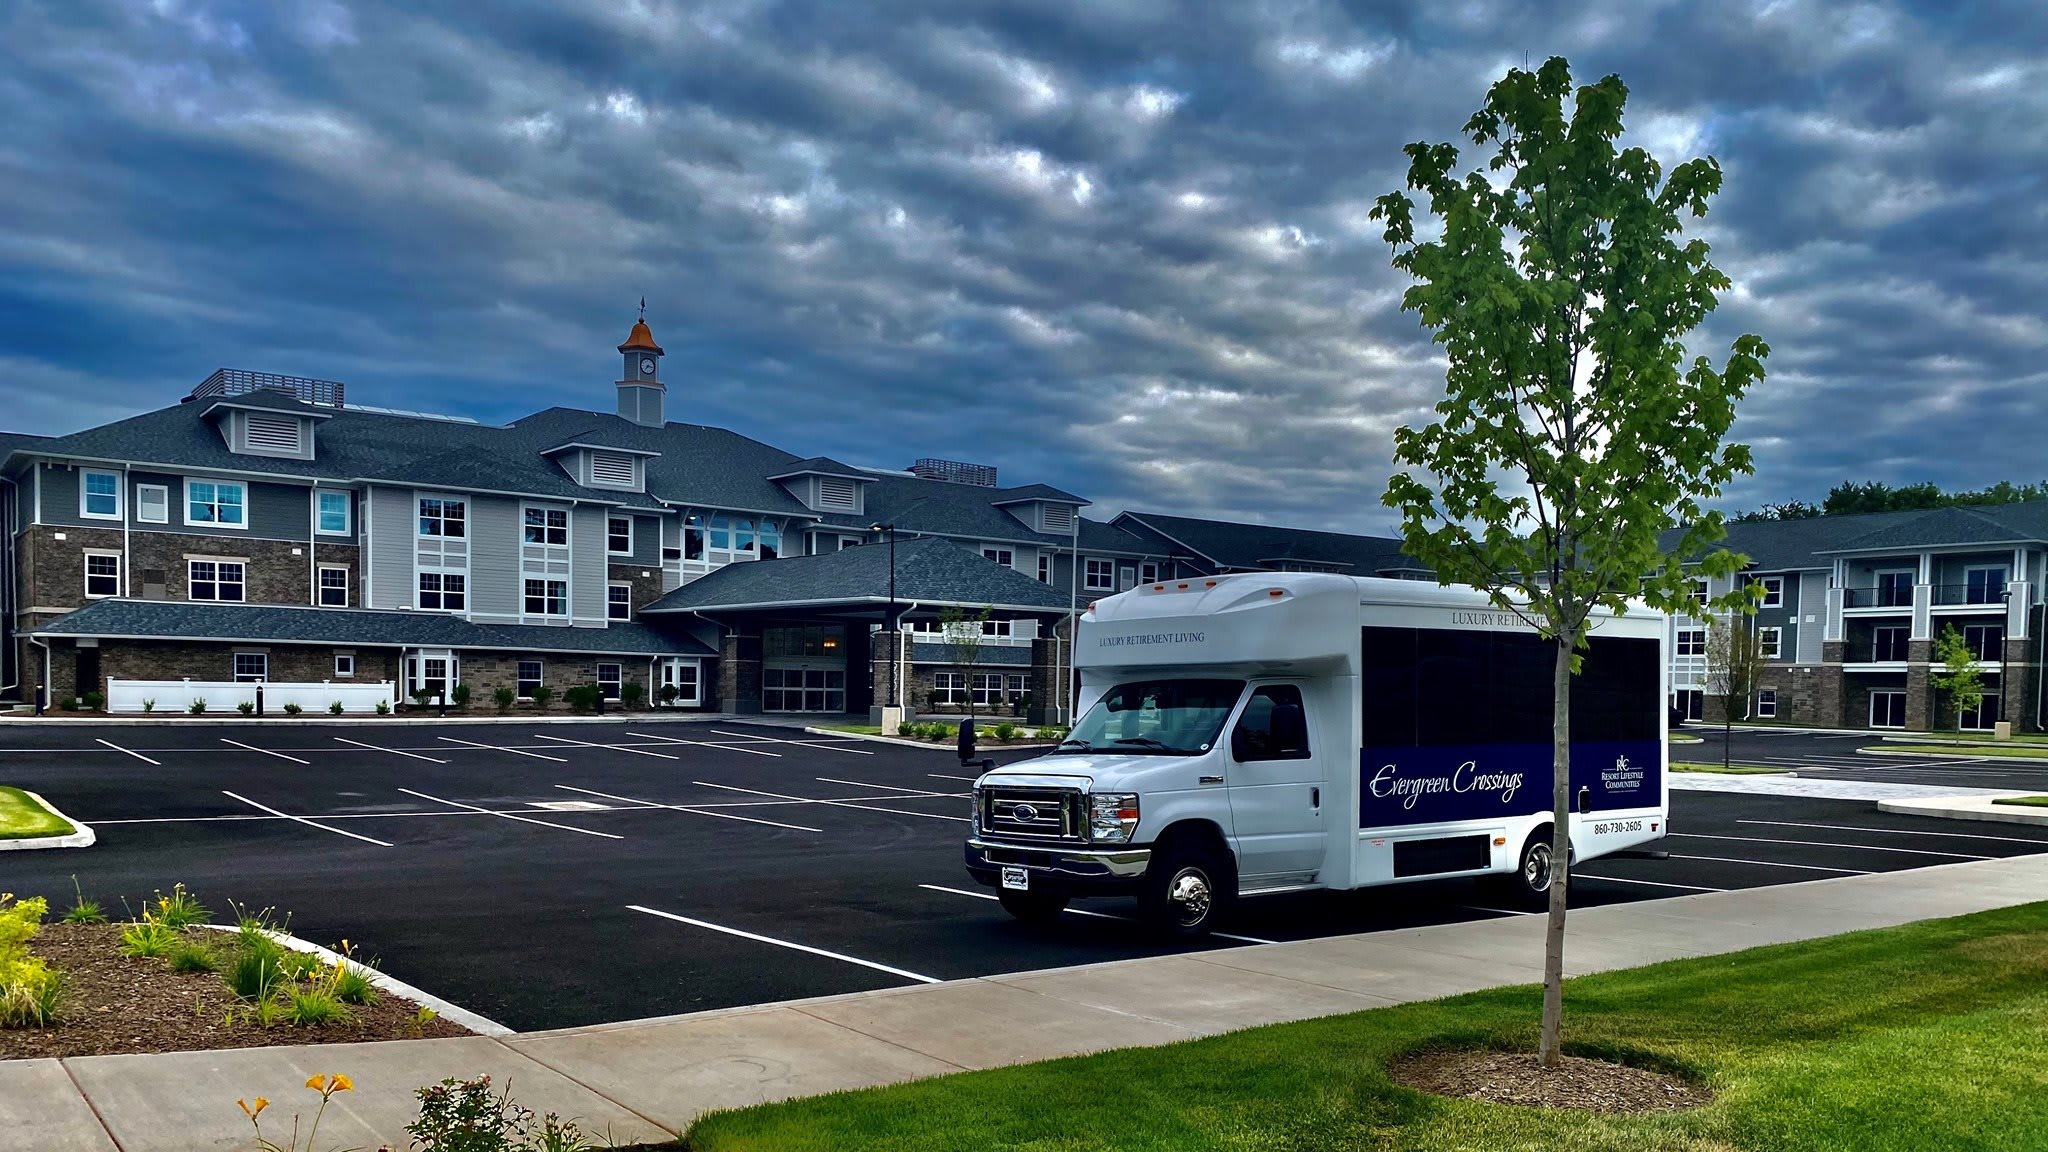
[1370,55,1768,639]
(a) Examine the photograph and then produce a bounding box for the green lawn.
[1671,762,1788,775]
[689,903,2048,1152]
[1888,743,2048,760]
[1992,796,2048,808]
[0,786,76,840]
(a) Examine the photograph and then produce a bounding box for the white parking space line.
[628,731,780,758]
[532,733,679,760]
[1572,873,1729,892]
[815,776,961,797]
[692,779,969,822]
[222,791,394,847]
[93,803,667,825]
[398,787,624,839]
[629,905,940,984]
[437,736,569,763]
[917,884,1280,945]
[334,737,449,764]
[553,784,823,833]
[1813,732,1872,739]
[928,773,982,783]
[95,738,160,766]
[711,728,873,755]
[1667,853,1872,875]
[1459,904,1538,917]
[1738,819,2048,846]
[220,738,310,765]
[1671,832,1991,860]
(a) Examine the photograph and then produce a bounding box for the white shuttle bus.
[965,572,1668,935]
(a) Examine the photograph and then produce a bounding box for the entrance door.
[1869,690,1906,729]
[406,650,458,704]
[1225,683,1327,883]
[657,659,701,707]
[1673,689,1704,722]
[74,647,101,707]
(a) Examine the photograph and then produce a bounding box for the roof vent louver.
[818,476,858,510]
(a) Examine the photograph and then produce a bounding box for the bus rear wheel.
[1501,828,1570,910]
[997,889,1069,925]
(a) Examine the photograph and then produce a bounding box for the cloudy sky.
[3,1,2043,533]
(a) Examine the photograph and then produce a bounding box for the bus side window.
[1233,685,1310,761]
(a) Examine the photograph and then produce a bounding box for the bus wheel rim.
[1167,867,1212,925]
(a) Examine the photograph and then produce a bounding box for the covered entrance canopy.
[641,537,1075,717]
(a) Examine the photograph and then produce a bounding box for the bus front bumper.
[965,838,1152,896]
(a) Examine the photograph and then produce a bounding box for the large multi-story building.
[0,314,1189,720]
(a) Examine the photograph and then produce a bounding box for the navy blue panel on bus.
[1358,626,1662,827]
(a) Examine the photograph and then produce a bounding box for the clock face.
[640,357,656,375]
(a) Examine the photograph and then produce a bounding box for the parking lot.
[4,719,2045,1033]
[1686,725,2048,791]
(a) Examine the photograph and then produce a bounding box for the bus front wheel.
[1139,841,1233,937]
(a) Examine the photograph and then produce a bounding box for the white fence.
[106,679,397,715]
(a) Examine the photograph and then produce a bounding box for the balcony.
[1929,583,2009,608]
[1842,586,1914,609]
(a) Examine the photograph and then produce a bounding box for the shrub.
[282,702,303,716]
[492,686,516,712]
[83,691,105,711]
[169,941,219,974]
[281,950,323,982]
[0,963,62,1027]
[992,722,1019,741]
[329,700,345,715]
[224,939,289,1002]
[142,698,156,713]
[564,684,600,713]
[152,884,211,929]
[329,963,378,1007]
[529,685,555,709]
[451,682,471,709]
[189,698,208,715]
[407,1075,588,1152]
[1,894,49,957]
[283,986,350,1025]
[65,877,106,925]
[926,724,950,743]
[658,683,680,706]
[237,700,256,716]
[620,682,644,707]
[121,918,180,958]
[375,700,391,715]
[411,689,435,708]
[59,698,77,711]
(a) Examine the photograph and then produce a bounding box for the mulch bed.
[0,924,471,1060]
[1389,1048,1713,1114]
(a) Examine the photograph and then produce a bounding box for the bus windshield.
[1054,679,1245,756]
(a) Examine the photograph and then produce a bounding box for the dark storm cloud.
[2,0,2043,532]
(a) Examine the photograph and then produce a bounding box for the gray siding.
[1797,571,1829,663]
[16,465,36,527]
[468,496,521,620]
[1749,573,1798,666]
[627,514,662,565]
[367,486,414,609]
[571,506,606,625]
[39,463,326,543]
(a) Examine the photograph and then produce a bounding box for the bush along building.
[1,314,1194,720]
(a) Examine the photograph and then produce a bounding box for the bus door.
[1225,683,1327,882]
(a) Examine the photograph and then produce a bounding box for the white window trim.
[83,549,122,599]
[317,564,350,607]
[80,469,123,521]
[418,494,467,540]
[607,581,633,620]
[232,650,269,683]
[334,652,356,678]
[1084,557,1115,591]
[596,661,624,700]
[188,558,247,603]
[184,478,249,530]
[1757,575,1784,608]
[608,516,634,556]
[523,577,570,619]
[135,483,169,525]
[314,489,352,536]
[516,660,544,700]
[981,546,1014,568]
[417,569,467,613]
[1756,626,1783,660]
[1756,688,1777,718]
[1675,627,1706,657]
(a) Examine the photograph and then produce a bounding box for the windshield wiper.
[1111,737,1179,753]
[1055,739,1093,752]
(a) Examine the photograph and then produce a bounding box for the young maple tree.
[1371,57,1768,1065]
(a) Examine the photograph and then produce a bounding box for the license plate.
[1001,866,1029,891]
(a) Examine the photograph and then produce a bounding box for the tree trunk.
[1540,636,1572,1067]
[1723,704,1732,771]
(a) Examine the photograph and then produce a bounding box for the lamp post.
[1999,587,2013,733]
[870,522,898,709]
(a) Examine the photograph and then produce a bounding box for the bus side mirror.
[1577,785,1591,815]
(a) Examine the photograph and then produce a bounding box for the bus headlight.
[1089,793,1140,843]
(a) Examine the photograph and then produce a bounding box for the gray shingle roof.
[643,537,1074,613]
[33,599,712,656]
[510,408,816,516]
[1115,511,1409,573]
[990,483,1088,506]
[908,641,1033,666]
[767,456,870,481]
[200,389,335,420]
[1661,500,2048,571]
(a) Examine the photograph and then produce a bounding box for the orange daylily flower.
[306,1074,328,1092]
[330,1074,354,1093]
[238,1097,270,1117]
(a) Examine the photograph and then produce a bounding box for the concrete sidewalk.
[9,855,2046,1152]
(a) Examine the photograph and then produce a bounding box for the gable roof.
[989,483,1088,506]
[199,389,335,420]
[766,456,871,482]
[1115,510,1410,574]
[642,537,1073,614]
[1664,499,2048,571]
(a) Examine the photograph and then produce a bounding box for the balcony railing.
[1929,583,2008,607]
[1842,586,1914,609]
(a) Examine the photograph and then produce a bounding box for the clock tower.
[616,299,666,427]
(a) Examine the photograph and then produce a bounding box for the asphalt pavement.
[1680,724,2048,791]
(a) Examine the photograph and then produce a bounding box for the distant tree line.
[1734,480,2048,522]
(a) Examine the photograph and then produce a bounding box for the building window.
[759,520,780,559]
[513,660,542,698]
[1874,570,1914,608]
[597,662,623,700]
[524,578,568,617]
[1675,628,1705,657]
[1963,623,2004,663]
[84,552,121,598]
[607,583,632,620]
[933,671,966,705]
[1140,562,1161,584]
[981,547,1014,568]
[608,516,633,554]
[136,483,169,524]
[838,535,861,551]
[1756,626,1783,660]
[1756,575,1784,608]
[1084,558,1115,590]
[316,490,350,535]
[419,497,466,538]
[523,506,567,545]
[683,514,706,561]
[232,652,268,683]
[1038,554,1051,583]
[1870,690,1907,729]
[1965,566,2009,605]
[189,560,245,602]
[1872,624,1909,662]
[81,470,121,520]
[1756,689,1777,719]
[1689,578,1710,609]
[317,565,349,607]
[1960,694,2001,731]
[971,672,1010,706]
[186,480,247,528]
[334,652,355,678]
[418,571,465,611]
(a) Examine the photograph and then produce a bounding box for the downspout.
[1066,517,1079,724]
[121,463,131,597]
[31,634,49,714]
[309,480,318,606]
[1,475,16,695]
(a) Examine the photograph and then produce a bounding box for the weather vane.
[638,295,646,321]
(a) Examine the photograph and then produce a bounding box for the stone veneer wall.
[606,563,666,620]
[15,525,359,612]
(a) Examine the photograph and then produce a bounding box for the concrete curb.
[195,924,514,1037]
[1876,794,2048,826]
[0,789,95,851]
[0,713,738,728]
[800,725,1056,753]
[1853,745,2041,762]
